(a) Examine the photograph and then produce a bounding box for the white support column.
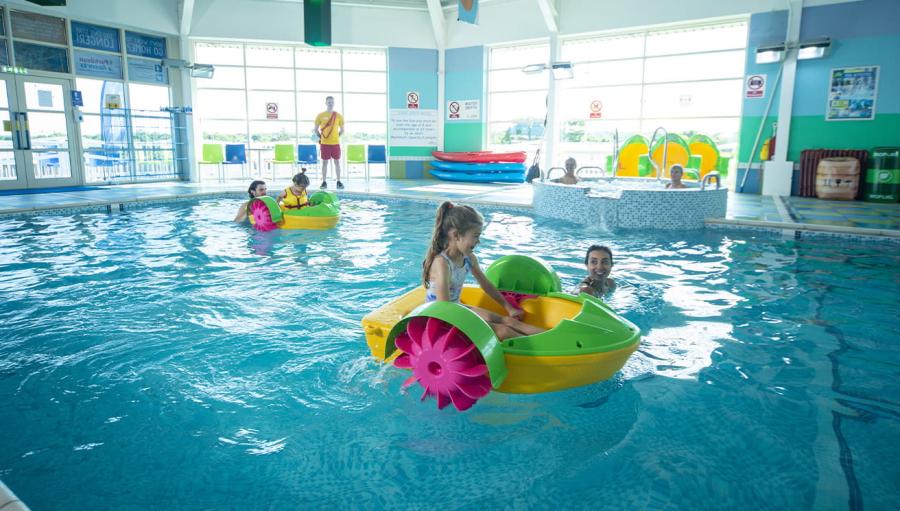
[763,0,803,196]
[545,32,559,171]
[537,0,559,170]
[426,0,446,151]
[178,0,198,182]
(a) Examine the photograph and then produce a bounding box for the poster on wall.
[826,66,879,121]
[390,108,438,146]
[72,21,121,53]
[458,0,478,25]
[127,58,169,85]
[74,50,123,79]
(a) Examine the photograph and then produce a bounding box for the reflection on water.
[0,198,898,509]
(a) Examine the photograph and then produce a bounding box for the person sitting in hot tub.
[666,164,688,189]
[552,157,579,185]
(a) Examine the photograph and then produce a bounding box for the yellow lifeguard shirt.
[315,111,344,145]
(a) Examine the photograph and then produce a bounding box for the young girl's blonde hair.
[422,201,483,288]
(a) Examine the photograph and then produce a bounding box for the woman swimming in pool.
[234,180,267,222]
[577,244,617,297]
[423,201,545,341]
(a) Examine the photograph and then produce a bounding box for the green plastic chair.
[346,144,366,179]
[198,143,225,182]
[271,143,296,179]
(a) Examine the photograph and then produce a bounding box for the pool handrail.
[701,171,721,190]
[610,128,620,179]
[543,166,566,181]
[648,126,668,183]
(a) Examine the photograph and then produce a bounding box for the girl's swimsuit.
[282,187,309,209]
[425,252,471,303]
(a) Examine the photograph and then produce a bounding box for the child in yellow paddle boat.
[277,170,311,210]
[423,201,546,341]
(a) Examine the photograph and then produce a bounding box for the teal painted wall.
[444,46,486,152]
[388,47,438,178]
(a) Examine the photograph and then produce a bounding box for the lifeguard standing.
[313,96,345,189]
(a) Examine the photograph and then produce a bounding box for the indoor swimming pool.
[1,197,898,509]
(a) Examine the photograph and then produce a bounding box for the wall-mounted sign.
[446,99,479,121]
[127,58,168,85]
[407,91,419,109]
[71,90,84,107]
[10,10,67,45]
[589,100,602,119]
[72,21,120,53]
[125,31,167,59]
[266,102,279,119]
[390,108,438,146]
[745,74,766,99]
[826,66,879,121]
[74,50,123,79]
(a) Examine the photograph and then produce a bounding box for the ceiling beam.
[426,0,446,50]
[179,0,195,36]
[536,0,558,33]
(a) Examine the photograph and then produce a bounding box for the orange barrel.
[816,157,860,200]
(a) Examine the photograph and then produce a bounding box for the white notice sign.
[446,99,479,121]
[390,108,438,146]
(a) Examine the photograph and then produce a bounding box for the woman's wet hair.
[248,180,266,198]
[292,168,310,187]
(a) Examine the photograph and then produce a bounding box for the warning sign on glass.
[266,102,278,119]
[589,100,602,119]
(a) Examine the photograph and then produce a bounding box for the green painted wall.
[444,123,484,152]
[740,114,900,162]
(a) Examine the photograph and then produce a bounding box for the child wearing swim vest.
[423,201,546,341]
[277,169,311,210]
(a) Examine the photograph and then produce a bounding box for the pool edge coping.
[0,479,30,511]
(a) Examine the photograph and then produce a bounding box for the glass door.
[0,77,25,189]
[0,74,81,190]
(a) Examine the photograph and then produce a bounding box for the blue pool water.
[1,197,898,510]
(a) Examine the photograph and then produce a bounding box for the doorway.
[0,74,80,190]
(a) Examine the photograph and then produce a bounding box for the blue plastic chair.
[297,144,319,179]
[224,144,248,178]
[367,144,387,178]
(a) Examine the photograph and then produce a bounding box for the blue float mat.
[0,186,107,196]
[430,161,526,173]
[430,169,525,183]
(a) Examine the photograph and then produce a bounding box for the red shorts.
[320,144,341,160]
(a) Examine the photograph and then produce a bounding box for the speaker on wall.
[26,0,67,6]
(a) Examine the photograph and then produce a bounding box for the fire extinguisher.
[760,122,777,161]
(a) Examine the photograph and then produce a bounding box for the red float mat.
[432,150,527,163]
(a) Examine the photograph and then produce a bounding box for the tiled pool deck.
[0,179,897,241]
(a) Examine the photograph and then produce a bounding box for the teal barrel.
[864,147,900,203]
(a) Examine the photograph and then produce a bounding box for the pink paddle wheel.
[393,316,492,411]
[249,200,278,232]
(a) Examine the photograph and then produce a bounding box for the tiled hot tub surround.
[532,179,728,230]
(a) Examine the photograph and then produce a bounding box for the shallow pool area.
[1,196,899,509]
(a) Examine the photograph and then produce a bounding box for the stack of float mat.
[430,151,527,183]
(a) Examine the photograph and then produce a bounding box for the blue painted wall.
[444,46,486,152]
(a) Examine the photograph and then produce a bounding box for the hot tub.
[532,177,728,230]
